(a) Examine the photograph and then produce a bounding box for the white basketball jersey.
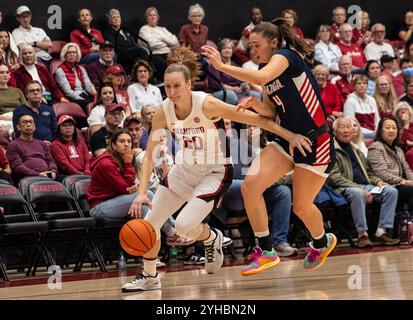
[163,91,231,166]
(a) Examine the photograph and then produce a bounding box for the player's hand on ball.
[201,45,224,70]
[129,193,152,218]
[288,134,312,157]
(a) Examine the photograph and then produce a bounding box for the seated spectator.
[70,8,104,65]
[381,55,405,98]
[400,57,413,85]
[0,47,16,87]
[87,83,118,134]
[103,9,148,74]
[405,42,413,60]
[314,25,342,73]
[13,80,57,142]
[365,60,381,96]
[400,79,413,106]
[235,6,263,65]
[50,115,91,176]
[393,101,413,148]
[343,75,380,139]
[90,103,123,156]
[0,145,12,184]
[374,76,399,118]
[84,40,120,89]
[281,9,304,39]
[241,51,262,95]
[7,114,57,182]
[138,7,179,82]
[55,42,96,112]
[331,55,355,107]
[331,6,347,43]
[352,11,372,48]
[102,65,130,115]
[328,117,399,247]
[208,38,260,105]
[13,45,67,104]
[127,60,163,114]
[179,3,208,54]
[87,129,152,219]
[12,6,52,66]
[350,118,368,157]
[139,105,156,150]
[336,23,366,68]
[0,28,19,71]
[398,11,413,43]
[368,116,413,214]
[0,65,26,134]
[364,24,395,61]
[313,65,342,124]
[178,4,209,79]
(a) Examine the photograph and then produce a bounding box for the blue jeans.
[223,179,292,244]
[90,191,174,234]
[212,90,238,105]
[343,184,398,232]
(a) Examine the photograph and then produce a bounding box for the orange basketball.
[119,219,156,256]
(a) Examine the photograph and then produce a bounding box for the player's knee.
[241,178,258,198]
[293,201,309,218]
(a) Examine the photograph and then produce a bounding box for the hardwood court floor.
[1,247,413,300]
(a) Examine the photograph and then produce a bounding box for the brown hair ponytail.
[253,18,313,56]
[166,46,200,82]
[271,18,313,56]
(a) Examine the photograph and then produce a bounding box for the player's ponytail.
[166,46,200,82]
[270,18,313,56]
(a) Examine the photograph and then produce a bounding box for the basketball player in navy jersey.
[121,47,312,292]
[202,18,337,276]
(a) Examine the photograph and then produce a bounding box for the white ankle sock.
[375,227,386,238]
[204,228,216,244]
[143,259,157,276]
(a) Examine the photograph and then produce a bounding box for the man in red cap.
[84,40,125,89]
[90,103,123,156]
[50,115,91,176]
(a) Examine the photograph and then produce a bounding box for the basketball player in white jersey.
[121,47,312,292]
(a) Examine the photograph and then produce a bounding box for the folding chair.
[24,179,107,274]
[0,183,53,281]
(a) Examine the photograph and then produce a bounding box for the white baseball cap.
[16,5,31,16]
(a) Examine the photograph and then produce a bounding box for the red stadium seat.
[50,59,62,75]
[50,40,67,58]
[53,102,87,119]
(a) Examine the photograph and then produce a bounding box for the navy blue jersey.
[261,48,328,136]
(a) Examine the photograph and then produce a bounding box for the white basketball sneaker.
[204,228,224,274]
[121,272,161,292]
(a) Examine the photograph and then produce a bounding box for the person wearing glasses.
[364,24,395,61]
[12,80,57,143]
[7,113,57,182]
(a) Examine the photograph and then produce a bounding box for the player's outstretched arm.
[129,107,166,218]
[204,95,312,157]
[201,45,288,86]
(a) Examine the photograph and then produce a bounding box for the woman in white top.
[138,7,179,81]
[87,83,119,134]
[343,75,380,139]
[127,60,163,114]
[314,25,342,73]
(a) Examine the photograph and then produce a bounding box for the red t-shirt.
[0,147,9,169]
[319,82,341,115]
[336,42,366,68]
[50,139,91,175]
